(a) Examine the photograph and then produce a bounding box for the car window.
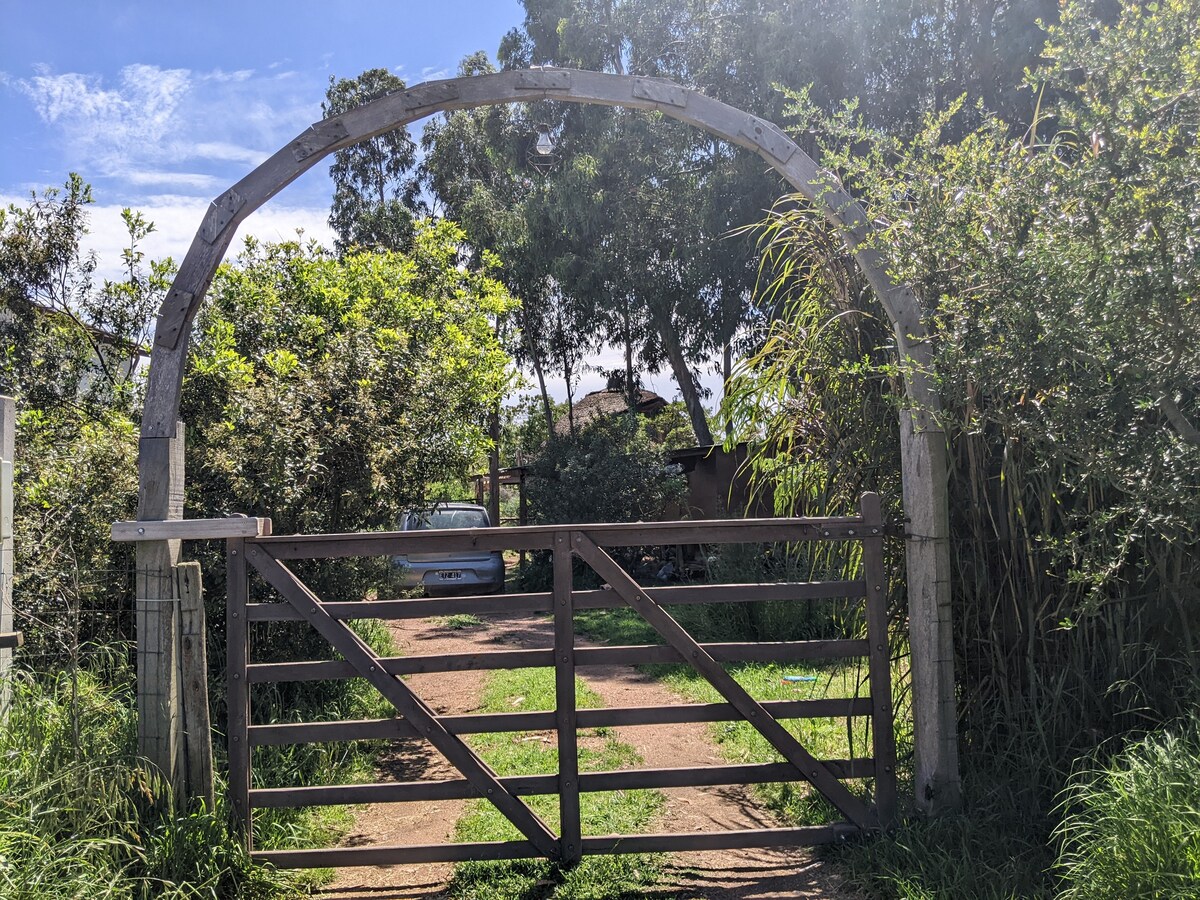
[410,508,489,530]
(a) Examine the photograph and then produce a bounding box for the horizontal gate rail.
[254,824,859,870]
[229,493,896,869]
[246,639,869,683]
[244,579,867,621]
[250,758,876,808]
[253,516,875,559]
[247,697,874,746]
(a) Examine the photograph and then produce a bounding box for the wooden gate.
[228,493,896,868]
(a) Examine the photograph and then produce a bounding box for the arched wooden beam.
[136,68,960,813]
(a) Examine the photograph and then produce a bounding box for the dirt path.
[314,612,853,899]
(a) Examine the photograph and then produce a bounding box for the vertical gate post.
[136,421,186,796]
[176,561,215,809]
[226,537,252,846]
[898,417,961,814]
[553,532,581,866]
[860,493,897,827]
[1,396,15,707]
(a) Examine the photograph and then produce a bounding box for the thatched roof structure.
[553,388,667,435]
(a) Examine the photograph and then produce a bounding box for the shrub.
[0,664,305,899]
[520,413,685,589]
[1054,717,1200,899]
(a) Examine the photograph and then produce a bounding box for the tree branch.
[1159,395,1200,447]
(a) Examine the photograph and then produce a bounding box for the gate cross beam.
[572,532,876,831]
[244,545,560,858]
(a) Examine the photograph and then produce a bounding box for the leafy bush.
[0,664,305,899]
[1054,716,1200,899]
[727,0,1200,776]
[521,413,685,588]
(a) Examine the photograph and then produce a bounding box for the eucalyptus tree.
[421,53,597,430]
[323,68,423,253]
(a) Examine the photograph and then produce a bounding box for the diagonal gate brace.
[573,533,876,830]
[245,546,560,858]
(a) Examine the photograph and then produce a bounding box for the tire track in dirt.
[315,611,854,899]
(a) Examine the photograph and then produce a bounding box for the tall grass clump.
[1054,715,1200,899]
[0,660,305,899]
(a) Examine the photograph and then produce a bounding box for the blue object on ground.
[781,675,818,683]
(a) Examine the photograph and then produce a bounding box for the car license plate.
[438,570,464,581]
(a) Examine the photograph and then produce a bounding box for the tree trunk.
[723,341,733,441]
[653,310,713,446]
[522,320,555,432]
[487,403,501,528]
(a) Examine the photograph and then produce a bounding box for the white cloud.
[12,63,327,197]
[119,171,222,191]
[189,141,269,166]
[19,64,191,155]
[1,190,334,282]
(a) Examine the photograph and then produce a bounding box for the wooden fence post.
[136,421,186,797]
[1,396,15,710]
[176,561,214,809]
[899,414,961,814]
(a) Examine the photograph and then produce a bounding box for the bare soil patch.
[314,611,854,899]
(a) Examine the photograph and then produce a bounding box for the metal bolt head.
[231,611,239,619]
[232,673,240,680]
[137,527,145,535]
[848,529,855,536]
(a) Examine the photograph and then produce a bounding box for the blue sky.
[0,0,722,405]
[0,0,525,265]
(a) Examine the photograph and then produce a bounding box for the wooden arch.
[136,68,959,812]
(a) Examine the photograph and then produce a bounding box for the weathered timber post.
[899,413,960,812]
[176,560,215,809]
[136,421,186,796]
[1,396,15,707]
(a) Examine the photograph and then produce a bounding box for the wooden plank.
[245,640,867,683]
[226,539,251,847]
[0,396,13,708]
[578,640,869,668]
[176,562,214,810]
[860,493,897,828]
[246,698,874,745]
[113,517,271,542]
[0,632,22,650]
[244,580,866,622]
[249,759,877,808]
[252,516,868,559]
[573,533,876,830]
[553,535,581,865]
[135,425,185,797]
[254,840,541,868]
[580,825,858,855]
[899,412,962,814]
[244,547,558,858]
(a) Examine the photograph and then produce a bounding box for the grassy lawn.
[447,665,666,899]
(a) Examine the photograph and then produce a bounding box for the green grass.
[0,662,310,899]
[446,667,665,899]
[1053,715,1200,899]
[437,613,489,630]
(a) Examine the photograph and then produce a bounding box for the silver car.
[393,503,505,595]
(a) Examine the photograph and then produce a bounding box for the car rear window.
[410,508,489,530]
